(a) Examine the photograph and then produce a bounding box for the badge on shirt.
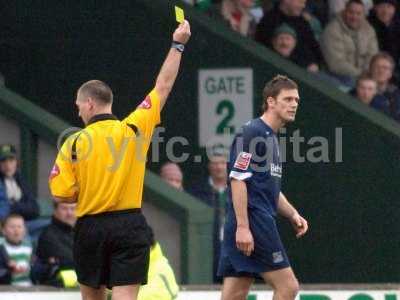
[272,251,284,263]
[49,164,60,180]
[234,152,252,170]
[137,95,152,109]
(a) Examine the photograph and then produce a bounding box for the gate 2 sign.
[198,68,253,148]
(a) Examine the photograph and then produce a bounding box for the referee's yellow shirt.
[49,89,160,217]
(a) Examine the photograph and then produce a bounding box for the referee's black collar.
[86,113,118,126]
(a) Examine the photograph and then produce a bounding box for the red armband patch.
[234,152,252,170]
[49,164,60,180]
[137,95,152,109]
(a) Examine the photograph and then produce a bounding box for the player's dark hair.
[345,0,364,8]
[2,213,24,227]
[78,80,113,105]
[262,75,298,112]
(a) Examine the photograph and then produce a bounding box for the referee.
[49,21,191,300]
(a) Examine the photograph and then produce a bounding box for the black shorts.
[74,209,151,289]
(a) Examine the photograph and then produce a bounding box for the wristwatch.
[171,41,185,53]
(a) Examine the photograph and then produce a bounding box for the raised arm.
[278,192,308,238]
[155,20,191,111]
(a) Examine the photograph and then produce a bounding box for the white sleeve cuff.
[229,171,253,181]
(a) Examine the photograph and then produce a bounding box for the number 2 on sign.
[216,99,235,134]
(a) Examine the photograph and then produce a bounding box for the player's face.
[2,218,25,244]
[54,202,77,227]
[270,89,300,122]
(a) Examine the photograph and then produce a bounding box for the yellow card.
[175,6,184,23]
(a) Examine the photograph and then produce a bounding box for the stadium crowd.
[186,0,400,122]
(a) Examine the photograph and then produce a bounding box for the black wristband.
[171,41,185,53]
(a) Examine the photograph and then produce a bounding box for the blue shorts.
[218,209,290,278]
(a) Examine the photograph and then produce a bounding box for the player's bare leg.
[261,267,299,300]
[221,277,254,300]
[112,284,140,300]
[80,284,107,300]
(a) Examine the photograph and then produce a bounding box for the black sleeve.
[0,245,11,284]
[36,229,62,263]
[301,20,324,64]
[37,228,74,268]
[31,258,60,286]
[255,14,275,47]
[33,231,62,285]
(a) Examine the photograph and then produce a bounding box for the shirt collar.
[52,216,74,231]
[86,114,118,126]
[209,176,227,193]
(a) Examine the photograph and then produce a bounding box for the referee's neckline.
[86,114,118,126]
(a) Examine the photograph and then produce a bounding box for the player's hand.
[290,213,308,238]
[173,20,191,45]
[236,226,254,256]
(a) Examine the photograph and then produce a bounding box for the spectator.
[160,162,184,190]
[271,23,319,72]
[369,52,400,120]
[302,9,323,40]
[351,73,391,114]
[189,148,228,282]
[137,226,179,300]
[0,145,39,222]
[255,0,324,70]
[321,0,378,88]
[306,0,330,25]
[208,0,258,37]
[328,0,373,19]
[32,202,76,287]
[0,214,33,286]
[368,0,400,66]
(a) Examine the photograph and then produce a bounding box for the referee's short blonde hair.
[79,80,113,105]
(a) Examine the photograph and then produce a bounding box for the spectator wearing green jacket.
[321,0,378,88]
